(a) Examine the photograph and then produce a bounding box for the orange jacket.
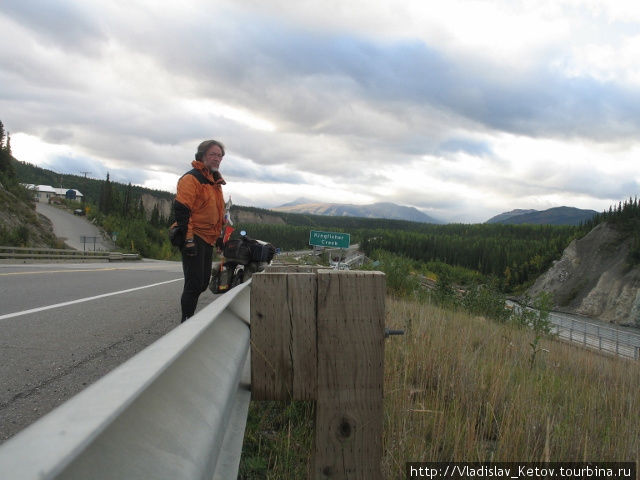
[173,161,226,245]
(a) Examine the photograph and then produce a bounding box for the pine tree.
[137,197,145,218]
[0,122,12,176]
[4,132,11,156]
[99,173,113,214]
[150,203,161,226]
[122,182,133,216]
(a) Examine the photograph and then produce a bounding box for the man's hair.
[195,140,225,161]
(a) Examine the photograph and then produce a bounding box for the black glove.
[215,237,224,250]
[183,238,197,256]
[169,225,186,247]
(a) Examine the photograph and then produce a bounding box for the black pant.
[180,235,213,322]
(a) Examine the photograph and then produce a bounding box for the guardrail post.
[570,319,574,342]
[250,269,385,479]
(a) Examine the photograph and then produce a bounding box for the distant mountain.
[273,201,443,224]
[486,207,598,226]
[486,209,537,224]
[278,197,315,208]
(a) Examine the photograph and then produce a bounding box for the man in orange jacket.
[172,139,226,322]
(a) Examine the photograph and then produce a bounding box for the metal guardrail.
[549,312,640,360]
[0,246,140,262]
[507,301,640,360]
[0,281,252,480]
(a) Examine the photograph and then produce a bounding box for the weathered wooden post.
[251,271,318,400]
[250,268,385,479]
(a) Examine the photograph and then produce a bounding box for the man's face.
[203,144,224,171]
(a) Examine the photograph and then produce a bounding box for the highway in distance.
[0,259,213,443]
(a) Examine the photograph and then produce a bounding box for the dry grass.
[241,294,640,478]
[383,296,640,478]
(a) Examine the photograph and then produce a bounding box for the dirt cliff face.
[138,191,286,226]
[233,209,285,225]
[140,193,172,218]
[528,223,640,327]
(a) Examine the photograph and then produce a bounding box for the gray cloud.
[147,13,640,143]
[222,157,308,185]
[6,3,640,148]
[1,2,639,223]
[2,0,106,55]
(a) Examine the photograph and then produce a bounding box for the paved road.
[0,260,218,443]
[35,203,114,251]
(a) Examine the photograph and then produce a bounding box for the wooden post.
[313,270,385,479]
[251,271,317,400]
[250,268,386,478]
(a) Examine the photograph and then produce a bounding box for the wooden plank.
[250,272,317,401]
[313,270,385,479]
[288,273,317,400]
[250,272,289,400]
[264,265,326,273]
[295,265,325,273]
[263,265,294,273]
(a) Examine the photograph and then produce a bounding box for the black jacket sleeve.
[174,200,190,229]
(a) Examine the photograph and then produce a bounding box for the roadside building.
[21,184,84,202]
[53,187,83,200]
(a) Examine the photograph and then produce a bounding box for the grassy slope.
[240,295,640,479]
[383,297,639,469]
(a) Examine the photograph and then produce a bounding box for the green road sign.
[309,230,350,249]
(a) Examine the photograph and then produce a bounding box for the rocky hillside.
[528,222,640,327]
[0,182,58,248]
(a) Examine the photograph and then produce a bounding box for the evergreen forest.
[234,199,639,292]
[235,216,581,292]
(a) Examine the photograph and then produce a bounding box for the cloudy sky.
[2,0,639,222]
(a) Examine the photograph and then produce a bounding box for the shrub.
[365,249,420,296]
[462,284,511,322]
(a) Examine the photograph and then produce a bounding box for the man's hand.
[215,237,224,252]
[183,238,197,256]
[169,225,186,247]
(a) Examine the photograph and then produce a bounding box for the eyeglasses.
[206,152,224,159]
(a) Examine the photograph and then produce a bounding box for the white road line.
[0,278,183,321]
